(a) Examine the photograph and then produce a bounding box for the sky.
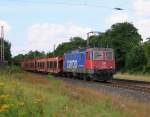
[0,0,150,56]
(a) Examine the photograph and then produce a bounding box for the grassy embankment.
[114,73,150,82]
[0,66,150,117]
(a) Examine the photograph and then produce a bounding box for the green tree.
[25,51,46,59]
[4,40,11,63]
[52,37,86,56]
[13,54,24,61]
[143,39,150,72]
[0,40,12,63]
[125,46,146,73]
[14,51,46,60]
[86,32,110,48]
[103,22,142,70]
[70,37,86,47]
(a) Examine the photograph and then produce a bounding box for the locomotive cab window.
[93,51,103,60]
[106,51,113,60]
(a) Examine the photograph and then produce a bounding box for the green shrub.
[125,46,146,73]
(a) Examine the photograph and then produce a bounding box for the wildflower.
[11,81,17,87]
[0,104,10,112]
[34,101,38,104]
[0,109,3,113]
[9,104,14,107]
[0,94,10,100]
[18,102,25,106]
[34,98,42,104]
[0,82,4,87]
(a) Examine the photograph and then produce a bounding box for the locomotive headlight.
[102,62,106,65]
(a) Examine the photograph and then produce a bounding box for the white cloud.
[134,19,150,40]
[132,0,150,40]
[107,6,150,40]
[133,0,150,16]
[132,0,150,41]
[27,23,91,52]
[107,12,129,26]
[0,20,11,33]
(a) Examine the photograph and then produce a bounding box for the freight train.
[21,48,115,81]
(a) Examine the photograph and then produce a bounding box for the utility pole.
[53,44,55,57]
[0,26,5,65]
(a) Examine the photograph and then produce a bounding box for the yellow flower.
[10,104,14,107]
[34,101,38,104]
[34,98,42,104]
[0,109,4,113]
[0,82,4,87]
[0,94,10,100]
[18,102,25,106]
[11,81,17,87]
[0,104,10,112]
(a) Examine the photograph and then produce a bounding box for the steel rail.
[109,79,150,93]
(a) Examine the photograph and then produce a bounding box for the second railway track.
[109,79,150,93]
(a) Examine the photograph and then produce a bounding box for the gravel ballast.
[56,77,150,103]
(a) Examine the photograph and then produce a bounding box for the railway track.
[30,72,150,94]
[57,76,150,94]
[54,75,150,93]
[110,79,150,93]
[113,79,150,85]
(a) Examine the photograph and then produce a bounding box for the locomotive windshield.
[93,51,103,60]
[93,50,113,60]
[106,51,113,60]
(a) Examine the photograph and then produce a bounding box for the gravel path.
[55,76,150,103]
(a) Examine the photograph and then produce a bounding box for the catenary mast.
[0,26,5,65]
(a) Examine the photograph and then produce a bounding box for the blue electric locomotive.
[63,48,86,74]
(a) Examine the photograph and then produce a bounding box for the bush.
[143,40,150,73]
[125,46,146,73]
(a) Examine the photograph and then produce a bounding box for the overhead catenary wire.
[4,0,125,10]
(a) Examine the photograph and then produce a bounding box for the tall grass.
[0,67,149,117]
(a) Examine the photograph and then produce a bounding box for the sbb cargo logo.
[67,60,78,69]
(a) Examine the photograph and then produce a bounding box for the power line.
[4,0,125,10]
